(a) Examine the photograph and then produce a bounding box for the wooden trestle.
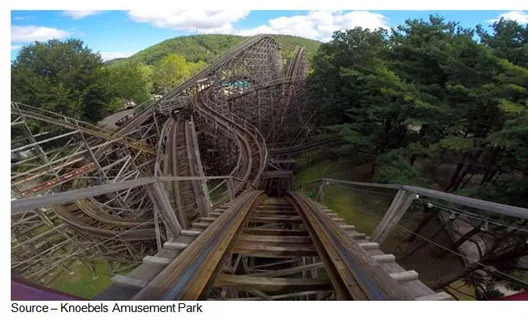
[97,194,451,301]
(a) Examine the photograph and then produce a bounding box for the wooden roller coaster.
[11,35,527,301]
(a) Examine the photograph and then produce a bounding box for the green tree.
[108,61,153,104]
[309,15,527,206]
[477,18,528,67]
[11,39,115,122]
[152,54,191,92]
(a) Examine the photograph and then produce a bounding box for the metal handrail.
[297,178,528,220]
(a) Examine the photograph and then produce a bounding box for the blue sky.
[10,10,529,61]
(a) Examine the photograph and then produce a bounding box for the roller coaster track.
[53,202,155,241]
[116,35,280,135]
[194,88,268,196]
[162,117,210,229]
[97,192,448,300]
[18,34,523,302]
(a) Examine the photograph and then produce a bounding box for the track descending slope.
[125,192,450,300]
[162,116,210,229]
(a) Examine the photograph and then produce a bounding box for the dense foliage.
[12,39,116,122]
[309,16,528,207]
[11,39,214,121]
[106,34,321,66]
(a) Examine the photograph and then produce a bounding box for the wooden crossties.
[131,191,265,300]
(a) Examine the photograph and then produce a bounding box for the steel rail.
[300,178,528,220]
[286,192,415,300]
[132,190,266,300]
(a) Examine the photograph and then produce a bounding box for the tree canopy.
[12,39,116,122]
[309,16,528,207]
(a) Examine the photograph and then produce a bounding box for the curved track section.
[194,88,268,196]
[117,35,281,136]
[53,203,155,241]
[162,116,210,229]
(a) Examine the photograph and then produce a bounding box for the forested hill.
[105,34,321,66]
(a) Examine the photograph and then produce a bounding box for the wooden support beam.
[214,274,332,292]
[233,241,317,258]
[244,228,308,236]
[371,190,415,244]
[251,262,325,277]
[248,216,302,224]
[238,234,312,243]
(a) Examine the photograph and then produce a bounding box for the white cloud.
[63,10,102,20]
[127,10,250,34]
[11,25,71,43]
[99,51,134,61]
[238,10,389,41]
[11,45,22,51]
[488,11,528,24]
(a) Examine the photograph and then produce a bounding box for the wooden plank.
[233,242,317,258]
[238,234,311,243]
[349,232,366,240]
[251,263,325,277]
[371,254,395,263]
[192,222,210,228]
[181,229,202,236]
[164,241,189,250]
[248,216,302,224]
[390,271,419,282]
[214,274,331,292]
[358,242,379,249]
[143,256,171,265]
[112,275,147,288]
[244,228,308,236]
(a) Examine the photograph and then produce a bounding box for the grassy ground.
[49,259,134,299]
[295,158,394,235]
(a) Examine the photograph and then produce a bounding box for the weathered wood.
[371,190,415,243]
[250,262,324,277]
[133,191,265,300]
[371,254,396,263]
[143,256,171,265]
[288,192,416,300]
[164,241,190,250]
[238,234,311,243]
[214,274,331,292]
[244,228,308,236]
[233,241,317,258]
[390,270,419,282]
[248,216,302,224]
[181,230,202,237]
[358,242,380,249]
[112,275,148,288]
